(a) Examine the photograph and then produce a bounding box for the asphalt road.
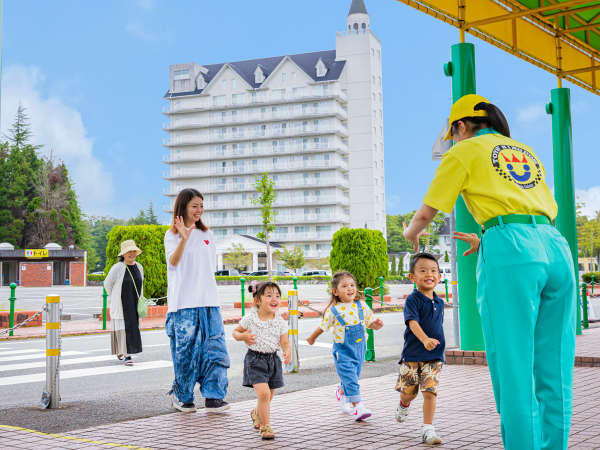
[0,283,416,320]
[0,310,458,433]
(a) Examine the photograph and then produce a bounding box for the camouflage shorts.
[395,360,443,396]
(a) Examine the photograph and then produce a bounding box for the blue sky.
[3,0,599,223]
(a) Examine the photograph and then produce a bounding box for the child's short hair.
[409,252,440,274]
[248,281,281,307]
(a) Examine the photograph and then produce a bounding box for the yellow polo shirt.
[424,130,557,225]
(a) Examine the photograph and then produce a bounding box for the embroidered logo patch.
[204,240,210,245]
[491,145,542,189]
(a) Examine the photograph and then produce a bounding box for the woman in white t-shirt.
[164,188,230,413]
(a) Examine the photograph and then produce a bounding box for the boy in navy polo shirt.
[395,252,445,445]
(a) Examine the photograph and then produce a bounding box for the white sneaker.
[352,402,372,421]
[395,402,410,423]
[339,401,353,415]
[168,390,196,413]
[422,427,442,445]
[335,385,345,402]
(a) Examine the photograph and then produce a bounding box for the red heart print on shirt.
[204,240,210,245]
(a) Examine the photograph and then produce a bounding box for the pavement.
[2,361,600,449]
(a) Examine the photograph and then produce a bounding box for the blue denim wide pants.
[477,222,576,450]
[331,301,366,403]
[165,307,230,404]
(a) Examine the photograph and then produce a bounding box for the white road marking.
[0,351,85,363]
[0,360,173,386]
[0,355,118,372]
[299,340,332,349]
[0,349,44,356]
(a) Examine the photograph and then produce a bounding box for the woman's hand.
[453,232,481,256]
[403,221,430,254]
[174,216,192,241]
[282,348,291,365]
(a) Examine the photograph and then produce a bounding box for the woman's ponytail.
[475,102,511,138]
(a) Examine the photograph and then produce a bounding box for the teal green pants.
[477,222,576,450]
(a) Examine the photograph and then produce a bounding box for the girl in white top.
[233,281,291,440]
[164,188,230,414]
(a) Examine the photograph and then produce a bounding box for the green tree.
[105,225,169,302]
[86,216,126,272]
[223,243,251,272]
[444,250,450,263]
[146,201,159,225]
[275,246,305,274]
[252,173,276,280]
[390,254,397,275]
[330,227,388,291]
[311,256,330,271]
[0,108,43,247]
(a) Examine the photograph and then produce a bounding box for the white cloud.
[125,20,172,43]
[516,103,546,123]
[576,186,600,218]
[1,64,114,215]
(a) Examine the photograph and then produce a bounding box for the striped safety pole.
[287,289,299,372]
[44,295,61,409]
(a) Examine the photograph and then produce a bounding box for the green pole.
[379,276,384,306]
[444,278,449,303]
[102,283,108,330]
[364,287,375,361]
[293,276,298,291]
[546,88,581,335]
[444,42,485,351]
[240,278,246,317]
[592,274,595,295]
[8,282,16,337]
[581,282,589,329]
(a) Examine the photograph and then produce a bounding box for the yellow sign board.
[25,249,49,259]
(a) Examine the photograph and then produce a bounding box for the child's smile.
[334,277,357,303]
[258,287,281,317]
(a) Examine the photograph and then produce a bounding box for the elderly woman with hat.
[403,94,576,450]
[104,239,144,366]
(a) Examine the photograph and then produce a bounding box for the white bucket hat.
[118,239,142,257]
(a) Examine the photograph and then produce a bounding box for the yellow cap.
[444,94,490,141]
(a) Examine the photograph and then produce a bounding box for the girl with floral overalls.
[307,271,384,420]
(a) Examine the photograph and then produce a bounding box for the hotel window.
[313,102,319,113]
[302,104,308,114]
[221,111,226,122]
[232,93,245,104]
[291,72,297,81]
[231,110,237,121]
[234,227,246,235]
[231,79,237,89]
[221,80,227,89]
[173,79,190,91]
[282,72,287,82]
[213,95,226,106]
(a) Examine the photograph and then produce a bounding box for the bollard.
[444,278,449,303]
[8,282,16,336]
[102,283,108,330]
[293,276,298,292]
[379,276,384,306]
[287,289,299,372]
[582,283,589,329]
[240,278,246,317]
[364,287,375,362]
[43,295,61,409]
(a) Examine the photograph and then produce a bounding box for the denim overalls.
[330,301,366,403]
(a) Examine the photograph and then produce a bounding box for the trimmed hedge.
[386,275,409,281]
[105,225,170,302]
[330,227,388,291]
[87,274,105,282]
[215,275,332,282]
[582,272,600,283]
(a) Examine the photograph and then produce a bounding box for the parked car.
[439,267,452,281]
[301,270,328,276]
[215,269,240,276]
[247,270,269,276]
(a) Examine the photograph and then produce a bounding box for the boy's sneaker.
[339,401,353,415]
[123,356,133,366]
[352,402,372,421]
[395,402,410,422]
[422,426,442,445]
[168,390,195,413]
[205,398,230,413]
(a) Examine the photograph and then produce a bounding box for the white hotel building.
[162,0,385,260]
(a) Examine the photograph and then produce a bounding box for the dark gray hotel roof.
[165,50,346,98]
[348,0,368,16]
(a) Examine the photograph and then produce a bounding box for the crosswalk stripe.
[0,355,119,372]
[0,349,43,356]
[0,360,173,386]
[299,340,333,349]
[0,351,85,363]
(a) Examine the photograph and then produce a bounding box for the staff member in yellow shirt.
[403,94,576,450]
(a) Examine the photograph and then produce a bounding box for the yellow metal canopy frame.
[397,0,600,96]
